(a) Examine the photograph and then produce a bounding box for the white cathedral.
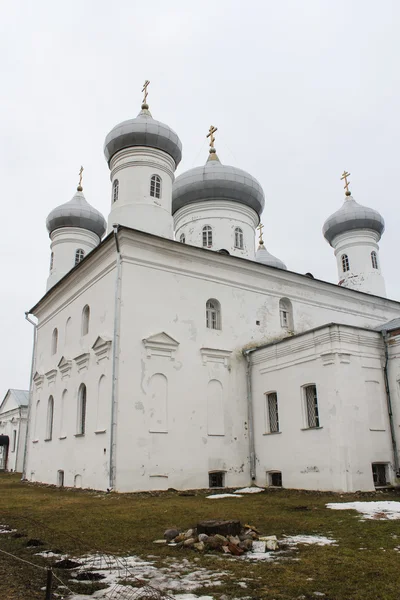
[23,84,400,494]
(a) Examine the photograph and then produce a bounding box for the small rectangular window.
[267,471,282,487]
[372,463,388,487]
[280,310,288,328]
[209,471,225,488]
[304,384,320,428]
[266,392,279,433]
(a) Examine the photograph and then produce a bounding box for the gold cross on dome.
[207,125,218,149]
[78,165,84,187]
[341,170,351,194]
[257,222,264,244]
[142,80,150,104]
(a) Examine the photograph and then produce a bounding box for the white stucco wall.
[107,147,176,238]
[332,229,386,297]
[25,229,400,492]
[0,394,27,472]
[250,324,397,492]
[174,201,259,259]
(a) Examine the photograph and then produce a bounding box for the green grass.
[1,472,400,599]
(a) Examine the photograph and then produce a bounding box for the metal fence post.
[45,567,52,600]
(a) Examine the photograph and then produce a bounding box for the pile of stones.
[156,519,278,556]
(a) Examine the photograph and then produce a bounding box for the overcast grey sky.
[1,0,399,399]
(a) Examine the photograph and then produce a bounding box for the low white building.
[23,86,400,493]
[0,389,29,472]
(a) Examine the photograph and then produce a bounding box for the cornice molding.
[142,332,179,360]
[200,347,232,368]
[92,336,112,363]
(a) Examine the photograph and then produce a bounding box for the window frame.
[77,384,87,436]
[202,225,213,248]
[372,462,388,487]
[209,471,225,488]
[234,227,244,250]
[279,298,293,331]
[206,298,221,330]
[75,248,85,265]
[303,384,320,429]
[81,305,90,337]
[341,253,350,272]
[150,174,162,199]
[371,251,378,270]
[267,471,282,487]
[265,392,280,433]
[112,179,119,203]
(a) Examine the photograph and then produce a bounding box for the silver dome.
[104,106,182,167]
[323,194,385,246]
[255,243,287,270]
[46,189,107,239]
[172,152,265,217]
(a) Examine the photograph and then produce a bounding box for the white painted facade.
[107,146,176,238]
[174,201,259,259]
[0,389,29,472]
[24,229,400,493]
[47,227,100,290]
[332,229,386,297]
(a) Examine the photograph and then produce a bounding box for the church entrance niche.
[57,470,64,487]
[0,436,9,470]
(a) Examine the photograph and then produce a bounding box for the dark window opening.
[268,471,282,487]
[209,471,225,488]
[372,463,388,487]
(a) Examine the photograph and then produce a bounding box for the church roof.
[375,318,400,333]
[323,194,385,246]
[46,189,107,239]
[255,243,287,270]
[172,151,265,217]
[0,389,29,412]
[104,106,182,167]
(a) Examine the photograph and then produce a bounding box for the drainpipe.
[243,350,256,482]
[22,312,38,480]
[109,225,122,490]
[381,330,400,477]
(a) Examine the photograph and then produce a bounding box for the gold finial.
[77,165,84,191]
[341,170,351,196]
[207,125,218,150]
[142,80,150,107]
[257,222,264,245]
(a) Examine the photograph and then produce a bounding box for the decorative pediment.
[58,356,72,379]
[74,352,90,373]
[142,332,179,360]
[92,336,112,363]
[200,348,232,368]
[45,369,57,385]
[33,372,44,391]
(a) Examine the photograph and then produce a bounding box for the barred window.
[266,392,279,433]
[180,233,186,243]
[372,463,388,487]
[112,179,119,202]
[304,384,320,428]
[209,471,225,487]
[341,254,350,272]
[75,248,85,265]
[150,175,162,199]
[77,384,87,436]
[234,227,243,249]
[202,225,212,248]
[206,299,221,330]
[371,251,378,269]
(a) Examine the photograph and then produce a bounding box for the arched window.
[59,389,67,438]
[50,252,54,272]
[46,396,54,441]
[341,254,350,272]
[75,248,85,265]
[279,298,294,331]
[234,227,244,249]
[180,233,186,244]
[202,226,213,248]
[77,384,87,435]
[51,328,58,355]
[81,305,90,336]
[112,179,119,203]
[371,251,378,269]
[65,317,71,346]
[34,399,40,440]
[206,299,221,330]
[150,175,162,199]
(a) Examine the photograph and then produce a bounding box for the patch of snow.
[0,528,16,534]
[326,501,400,520]
[234,487,264,494]
[35,551,65,558]
[206,493,242,499]
[282,535,337,546]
